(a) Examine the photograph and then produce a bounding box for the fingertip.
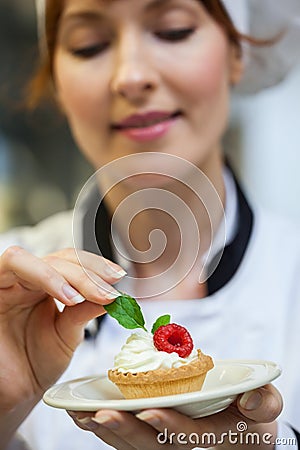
[62,283,85,305]
[104,264,127,280]
[238,386,283,423]
[239,390,263,411]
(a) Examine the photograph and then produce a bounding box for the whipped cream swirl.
[114,329,198,373]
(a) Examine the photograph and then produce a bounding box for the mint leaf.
[104,294,147,331]
[151,314,171,334]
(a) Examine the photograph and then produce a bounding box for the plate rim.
[43,359,281,411]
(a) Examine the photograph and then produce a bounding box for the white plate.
[43,359,281,419]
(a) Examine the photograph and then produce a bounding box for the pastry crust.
[108,349,214,398]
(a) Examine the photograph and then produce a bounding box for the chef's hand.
[69,384,282,449]
[0,246,125,448]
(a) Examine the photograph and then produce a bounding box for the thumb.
[237,384,283,423]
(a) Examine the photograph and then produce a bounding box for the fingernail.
[77,417,99,431]
[105,292,119,300]
[98,287,119,300]
[92,415,120,430]
[62,284,85,304]
[240,390,263,410]
[72,294,86,304]
[105,265,127,279]
[136,411,161,427]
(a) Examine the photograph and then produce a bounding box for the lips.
[112,110,182,130]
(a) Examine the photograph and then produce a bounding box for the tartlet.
[108,348,214,399]
[104,294,214,399]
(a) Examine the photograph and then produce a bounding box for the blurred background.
[0,0,299,233]
[0,0,92,232]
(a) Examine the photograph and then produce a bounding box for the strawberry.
[153,323,194,357]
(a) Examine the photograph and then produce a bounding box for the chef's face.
[53,0,243,173]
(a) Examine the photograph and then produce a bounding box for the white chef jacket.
[1,172,300,450]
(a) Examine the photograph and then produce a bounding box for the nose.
[110,32,158,101]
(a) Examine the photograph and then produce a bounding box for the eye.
[155,27,195,42]
[71,42,109,58]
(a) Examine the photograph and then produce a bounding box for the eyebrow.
[146,0,175,11]
[60,0,199,25]
[145,0,199,13]
[60,10,103,23]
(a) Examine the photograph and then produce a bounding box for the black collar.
[82,171,254,336]
[206,173,254,295]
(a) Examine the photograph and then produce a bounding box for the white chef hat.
[35,0,300,94]
[225,0,300,93]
